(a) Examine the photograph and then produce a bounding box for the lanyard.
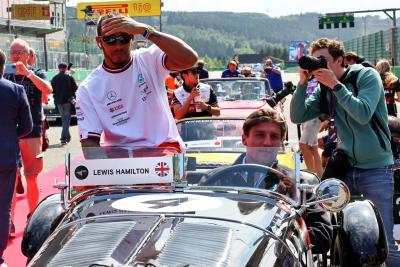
[327,91,337,142]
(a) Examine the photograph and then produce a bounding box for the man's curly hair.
[310,38,345,66]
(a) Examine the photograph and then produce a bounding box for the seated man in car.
[237,108,333,255]
[173,66,220,120]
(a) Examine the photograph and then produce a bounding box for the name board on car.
[71,156,174,186]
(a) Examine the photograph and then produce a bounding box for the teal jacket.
[290,64,393,169]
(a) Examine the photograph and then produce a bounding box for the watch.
[207,104,211,112]
[142,26,156,39]
[333,83,343,92]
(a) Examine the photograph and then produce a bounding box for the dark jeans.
[345,165,400,267]
[57,103,72,142]
[0,168,16,264]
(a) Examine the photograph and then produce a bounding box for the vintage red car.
[200,77,274,117]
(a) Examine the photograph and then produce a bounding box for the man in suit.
[0,49,32,267]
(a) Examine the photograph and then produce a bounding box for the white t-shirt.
[173,83,211,106]
[76,45,184,149]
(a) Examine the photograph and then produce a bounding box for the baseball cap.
[180,65,201,74]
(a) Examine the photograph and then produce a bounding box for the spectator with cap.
[173,66,220,119]
[221,60,241,78]
[51,62,78,145]
[0,49,32,267]
[196,59,209,79]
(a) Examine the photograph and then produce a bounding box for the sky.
[66,0,399,18]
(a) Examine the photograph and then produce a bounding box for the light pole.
[7,0,11,34]
[159,1,163,32]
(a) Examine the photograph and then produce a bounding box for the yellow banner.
[131,0,160,17]
[11,4,50,20]
[77,0,160,19]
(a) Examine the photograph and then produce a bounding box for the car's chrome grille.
[47,221,135,267]
[157,223,233,267]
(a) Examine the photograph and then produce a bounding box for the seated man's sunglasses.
[101,34,133,45]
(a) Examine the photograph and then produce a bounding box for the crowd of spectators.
[2,14,400,267]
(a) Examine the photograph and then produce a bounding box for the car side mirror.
[314,178,350,212]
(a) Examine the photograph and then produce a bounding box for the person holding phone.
[4,38,52,216]
[0,49,32,267]
[172,66,220,120]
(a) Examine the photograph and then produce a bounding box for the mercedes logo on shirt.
[106,90,117,101]
[75,166,89,180]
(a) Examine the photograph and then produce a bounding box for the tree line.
[67,8,396,67]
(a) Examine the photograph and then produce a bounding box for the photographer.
[262,58,283,93]
[290,38,399,266]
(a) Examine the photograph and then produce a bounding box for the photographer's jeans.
[57,103,72,142]
[345,165,400,267]
[0,169,17,264]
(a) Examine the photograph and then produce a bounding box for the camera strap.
[327,90,337,143]
[324,68,352,143]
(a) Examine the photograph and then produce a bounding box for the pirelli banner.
[11,4,50,20]
[77,0,161,19]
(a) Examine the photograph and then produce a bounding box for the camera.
[298,55,327,71]
[264,66,273,73]
[266,81,296,107]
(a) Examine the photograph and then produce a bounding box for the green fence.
[344,27,399,67]
[45,69,92,82]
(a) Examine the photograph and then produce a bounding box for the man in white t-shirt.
[76,13,197,151]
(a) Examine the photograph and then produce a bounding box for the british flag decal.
[155,162,170,177]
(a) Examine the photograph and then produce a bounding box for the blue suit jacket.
[0,76,33,170]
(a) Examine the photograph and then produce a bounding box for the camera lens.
[298,55,327,71]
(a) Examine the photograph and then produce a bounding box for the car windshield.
[201,79,270,101]
[176,118,244,149]
[190,146,297,198]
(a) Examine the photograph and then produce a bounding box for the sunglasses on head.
[101,34,133,45]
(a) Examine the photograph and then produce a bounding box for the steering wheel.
[199,164,286,190]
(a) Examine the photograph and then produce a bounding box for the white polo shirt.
[76,45,184,149]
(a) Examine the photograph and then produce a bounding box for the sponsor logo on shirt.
[140,84,152,102]
[109,104,124,113]
[113,116,130,126]
[137,73,145,85]
[106,90,118,101]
